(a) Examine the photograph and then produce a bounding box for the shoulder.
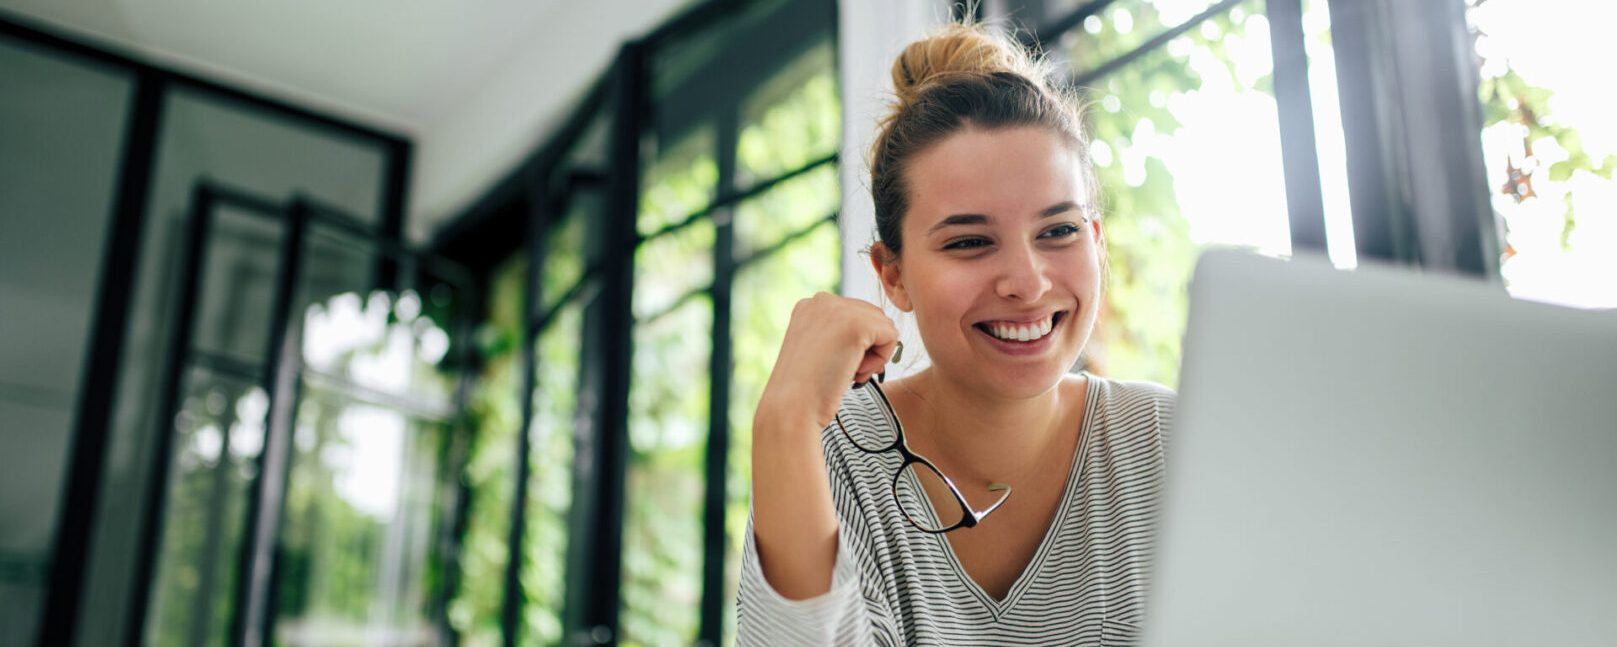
[1085,374,1177,447]
[1085,373,1175,409]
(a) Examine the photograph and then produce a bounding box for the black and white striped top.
[738,375,1175,646]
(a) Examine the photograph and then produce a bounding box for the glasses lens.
[895,461,965,533]
[839,383,900,452]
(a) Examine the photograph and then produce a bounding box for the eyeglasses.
[834,374,1013,533]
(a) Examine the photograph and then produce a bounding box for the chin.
[951,353,1075,401]
[1001,362,1074,398]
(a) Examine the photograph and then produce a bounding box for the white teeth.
[986,315,1056,342]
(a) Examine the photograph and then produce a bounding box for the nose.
[994,241,1053,302]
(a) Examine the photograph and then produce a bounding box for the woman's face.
[875,126,1103,399]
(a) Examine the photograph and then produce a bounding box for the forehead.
[904,126,1086,227]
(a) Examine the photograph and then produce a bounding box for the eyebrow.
[926,201,1082,235]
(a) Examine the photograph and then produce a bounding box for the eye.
[1039,223,1083,240]
[943,236,992,251]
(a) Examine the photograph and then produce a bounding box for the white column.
[837,0,947,377]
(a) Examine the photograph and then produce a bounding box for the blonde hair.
[870,22,1096,257]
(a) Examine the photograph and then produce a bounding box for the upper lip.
[974,310,1067,326]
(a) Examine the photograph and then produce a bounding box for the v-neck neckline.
[905,375,1104,620]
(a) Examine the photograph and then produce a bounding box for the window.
[1031,0,1348,386]
[446,256,524,647]
[1469,0,1617,309]
[431,2,840,646]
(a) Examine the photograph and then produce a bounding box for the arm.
[748,292,895,598]
[737,422,882,647]
[736,292,897,645]
[749,405,840,599]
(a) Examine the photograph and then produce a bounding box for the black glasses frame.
[834,376,1012,534]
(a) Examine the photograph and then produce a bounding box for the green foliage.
[737,70,840,179]
[725,222,839,644]
[734,165,839,259]
[1478,63,1613,252]
[1078,15,1196,386]
[146,375,256,647]
[447,31,841,647]
[149,287,459,647]
[271,290,458,645]
[522,301,583,646]
[541,209,589,311]
[618,58,841,647]
[634,220,716,319]
[621,298,712,647]
[1069,0,1272,387]
[640,132,720,235]
[448,257,526,647]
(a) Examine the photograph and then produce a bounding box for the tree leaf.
[1549,160,1575,182]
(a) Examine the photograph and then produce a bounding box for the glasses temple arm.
[974,482,1013,518]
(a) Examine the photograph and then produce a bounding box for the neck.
[893,367,1081,485]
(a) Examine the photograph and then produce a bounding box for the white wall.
[410,0,691,241]
[837,0,946,377]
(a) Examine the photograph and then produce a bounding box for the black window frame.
[429,1,842,645]
[0,13,437,647]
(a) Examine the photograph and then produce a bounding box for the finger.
[869,339,899,365]
[854,347,890,380]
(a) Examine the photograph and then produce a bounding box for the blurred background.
[1,0,1611,645]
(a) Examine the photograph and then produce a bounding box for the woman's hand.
[758,292,901,431]
[750,292,898,600]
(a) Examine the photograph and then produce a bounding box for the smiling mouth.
[974,311,1069,343]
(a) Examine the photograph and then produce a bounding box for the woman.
[738,21,1175,646]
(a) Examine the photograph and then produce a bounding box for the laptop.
[1142,250,1617,646]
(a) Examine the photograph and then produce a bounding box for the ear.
[869,242,913,312]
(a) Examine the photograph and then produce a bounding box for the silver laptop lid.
[1144,250,1617,646]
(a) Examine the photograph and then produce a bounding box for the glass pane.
[193,205,283,365]
[541,195,592,313]
[298,225,457,406]
[104,86,396,647]
[273,219,463,644]
[0,37,132,646]
[731,42,840,259]
[1469,0,1617,308]
[448,255,525,647]
[638,129,718,236]
[157,90,388,223]
[1058,0,1225,78]
[726,222,838,644]
[621,297,712,647]
[273,387,444,646]
[633,221,716,320]
[0,38,130,401]
[1074,0,1288,387]
[735,43,840,186]
[732,165,839,260]
[145,367,266,647]
[520,302,583,646]
[143,204,287,647]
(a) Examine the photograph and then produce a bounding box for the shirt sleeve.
[735,513,875,647]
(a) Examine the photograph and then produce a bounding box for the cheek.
[1055,243,1104,279]
[906,264,982,326]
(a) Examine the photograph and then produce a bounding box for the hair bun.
[890,23,1048,110]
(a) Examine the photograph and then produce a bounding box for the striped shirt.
[738,375,1175,646]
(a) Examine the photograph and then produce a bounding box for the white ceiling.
[0,0,693,241]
